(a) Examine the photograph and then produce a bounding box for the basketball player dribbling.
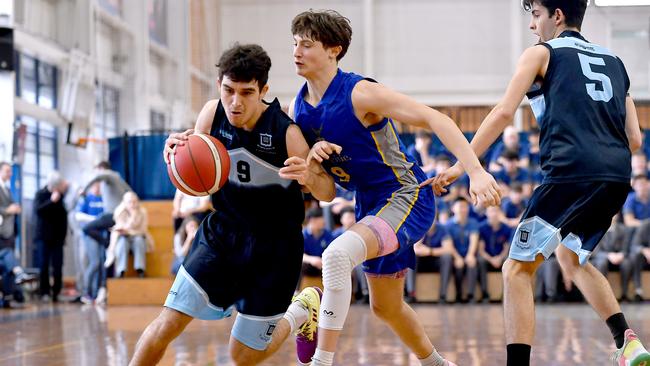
[129,43,335,366]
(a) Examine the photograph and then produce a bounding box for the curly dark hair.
[291,10,352,61]
[521,0,588,29]
[216,43,272,90]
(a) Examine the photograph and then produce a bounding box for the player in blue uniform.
[130,44,335,366]
[430,1,650,365]
[289,10,501,366]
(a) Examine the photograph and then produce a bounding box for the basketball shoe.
[293,286,322,365]
[611,329,650,366]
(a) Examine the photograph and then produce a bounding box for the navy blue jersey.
[303,228,334,257]
[422,225,450,249]
[526,31,631,184]
[209,98,304,233]
[446,217,480,257]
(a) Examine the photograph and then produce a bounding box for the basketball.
[167,134,230,196]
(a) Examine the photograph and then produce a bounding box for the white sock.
[312,349,334,366]
[12,267,23,276]
[282,300,308,333]
[419,350,446,366]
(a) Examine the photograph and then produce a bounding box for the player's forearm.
[427,112,483,175]
[470,105,514,158]
[305,172,336,202]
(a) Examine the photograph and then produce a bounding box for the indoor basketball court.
[1,1,650,366]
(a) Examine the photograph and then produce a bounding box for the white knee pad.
[320,231,367,330]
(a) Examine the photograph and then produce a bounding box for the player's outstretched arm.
[351,80,500,207]
[625,96,642,152]
[280,124,336,202]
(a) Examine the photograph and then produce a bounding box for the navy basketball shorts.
[360,184,436,275]
[509,181,630,265]
[164,213,303,349]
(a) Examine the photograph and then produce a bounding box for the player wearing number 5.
[432,1,650,366]
[131,44,335,366]
[288,10,501,366]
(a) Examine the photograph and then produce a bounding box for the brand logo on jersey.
[168,290,178,296]
[220,129,233,142]
[259,133,272,148]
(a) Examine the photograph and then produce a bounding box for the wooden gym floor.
[0,302,648,365]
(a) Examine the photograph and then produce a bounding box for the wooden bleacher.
[107,200,175,305]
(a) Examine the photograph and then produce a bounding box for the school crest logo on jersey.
[259,133,272,148]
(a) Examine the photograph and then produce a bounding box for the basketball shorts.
[357,184,436,275]
[164,213,303,349]
[509,181,630,265]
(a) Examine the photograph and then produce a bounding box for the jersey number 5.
[577,53,613,103]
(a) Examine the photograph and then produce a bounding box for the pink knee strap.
[358,215,399,257]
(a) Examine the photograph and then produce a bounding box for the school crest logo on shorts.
[266,324,276,336]
[517,229,531,249]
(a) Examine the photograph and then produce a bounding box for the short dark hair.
[306,207,324,220]
[632,174,648,182]
[291,10,352,61]
[216,43,271,90]
[96,161,111,170]
[339,206,355,216]
[501,149,520,161]
[521,0,588,29]
[510,182,524,193]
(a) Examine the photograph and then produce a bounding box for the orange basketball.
[167,134,230,196]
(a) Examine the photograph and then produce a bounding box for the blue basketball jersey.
[526,31,631,184]
[294,69,427,207]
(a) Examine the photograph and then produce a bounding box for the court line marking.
[0,340,83,362]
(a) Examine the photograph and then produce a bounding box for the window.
[150,110,166,131]
[94,84,120,139]
[17,116,58,199]
[16,53,57,108]
[148,0,167,45]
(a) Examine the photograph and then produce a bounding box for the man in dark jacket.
[34,171,69,302]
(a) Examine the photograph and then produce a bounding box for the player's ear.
[554,8,564,26]
[216,78,222,90]
[259,84,269,99]
[328,45,342,61]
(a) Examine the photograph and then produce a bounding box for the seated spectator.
[630,219,650,300]
[477,206,512,301]
[623,174,650,227]
[446,198,480,303]
[333,206,368,303]
[488,125,529,172]
[527,126,541,170]
[110,192,151,278]
[406,130,436,174]
[631,151,648,178]
[76,182,107,304]
[535,255,561,303]
[301,208,334,279]
[0,248,34,308]
[406,221,454,303]
[501,182,527,228]
[171,216,200,275]
[591,215,635,301]
[171,189,212,232]
[492,149,532,196]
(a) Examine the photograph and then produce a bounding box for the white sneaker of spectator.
[95,287,107,305]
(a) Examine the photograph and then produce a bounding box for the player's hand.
[307,141,342,164]
[279,156,319,186]
[467,169,501,208]
[419,162,464,196]
[163,129,194,164]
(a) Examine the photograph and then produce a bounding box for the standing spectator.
[171,189,212,232]
[407,222,454,303]
[477,206,512,301]
[591,215,635,301]
[0,162,21,250]
[112,192,150,278]
[488,125,529,171]
[623,174,650,227]
[301,208,334,279]
[629,220,650,301]
[81,161,132,250]
[631,151,648,178]
[171,216,199,275]
[75,182,106,304]
[446,198,480,302]
[34,171,69,302]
